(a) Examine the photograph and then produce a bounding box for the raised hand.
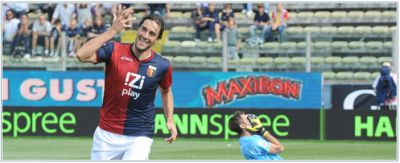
[110,4,135,33]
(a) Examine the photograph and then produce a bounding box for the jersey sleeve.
[257,139,272,153]
[160,64,173,89]
[96,41,114,63]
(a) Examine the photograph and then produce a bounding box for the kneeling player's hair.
[138,14,165,40]
[229,111,245,135]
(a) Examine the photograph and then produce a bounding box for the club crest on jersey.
[147,65,157,77]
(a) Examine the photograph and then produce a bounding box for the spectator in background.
[32,14,52,56]
[95,3,117,17]
[76,3,93,26]
[49,19,63,57]
[11,14,32,58]
[51,3,76,27]
[3,9,20,45]
[146,3,170,18]
[65,18,81,57]
[265,3,288,42]
[372,61,398,110]
[192,5,207,42]
[79,18,92,45]
[88,16,107,39]
[248,3,270,43]
[6,3,29,18]
[195,3,219,42]
[225,17,241,60]
[215,3,234,41]
[242,3,269,17]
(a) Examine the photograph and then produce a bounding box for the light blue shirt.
[239,135,283,160]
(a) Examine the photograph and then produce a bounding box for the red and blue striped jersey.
[96,41,172,137]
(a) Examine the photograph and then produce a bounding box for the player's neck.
[241,130,252,137]
[132,46,152,61]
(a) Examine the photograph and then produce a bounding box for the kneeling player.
[229,111,284,160]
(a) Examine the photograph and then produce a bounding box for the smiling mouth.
[136,36,149,47]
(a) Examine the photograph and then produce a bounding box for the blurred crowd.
[2,3,170,58]
[3,3,289,59]
[192,3,289,59]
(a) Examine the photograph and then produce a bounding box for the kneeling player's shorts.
[91,126,153,160]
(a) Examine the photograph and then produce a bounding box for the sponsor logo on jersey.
[121,72,145,99]
[147,65,157,77]
[121,56,133,62]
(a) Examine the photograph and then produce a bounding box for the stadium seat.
[320,26,337,34]
[197,41,212,48]
[331,11,347,19]
[206,57,222,64]
[348,11,364,19]
[180,41,196,48]
[235,12,246,19]
[382,10,396,19]
[296,41,307,49]
[383,41,392,49]
[213,41,223,48]
[238,27,249,34]
[187,27,196,33]
[331,41,348,49]
[228,59,240,66]
[313,41,330,49]
[289,12,297,19]
[359,56,379,69]
[390,26,396,33]
[378,57,392,63]
[27,12,39,20]
[239,57,257,65]
[190,56,207,64]
[311,56,324,64]
[364,10,382,19]
[371,72,380,79]
[372,26,389,34]
[359,56,378,65]
[348,41,365,49]
[366,41,383,49]
[164,41,181,48]
[322,72,336,80]
[354,72,371,80]
[314,11,331,19]
[324,56,342,65]
[135,12,145,18]
[354,26,372,34]
[297,11,313,19]
[263,42,280,49]
[280,42,297,49]
[290,57,306,66]
[341,56,360,67]
[304,26,320,33]
[182,12,192,18]
[171,26,188,33]
[173,56,190,63]
[335,71,353,80]
[274,57,290,65]
[170,12,183,19]
[286,26,304,34]
[337,26,354,34]
[256,57,274,65]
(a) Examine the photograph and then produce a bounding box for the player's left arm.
[160,86,177,144]
[160,65,177,144]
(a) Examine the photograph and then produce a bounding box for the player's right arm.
[262,131,284,154]
[76,4,134,63]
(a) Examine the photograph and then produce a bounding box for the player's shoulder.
[153,52,172,66]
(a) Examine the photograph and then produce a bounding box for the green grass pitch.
[2,136,397,160]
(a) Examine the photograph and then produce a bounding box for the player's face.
[240,114,252,128]
[135,19,160,53]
